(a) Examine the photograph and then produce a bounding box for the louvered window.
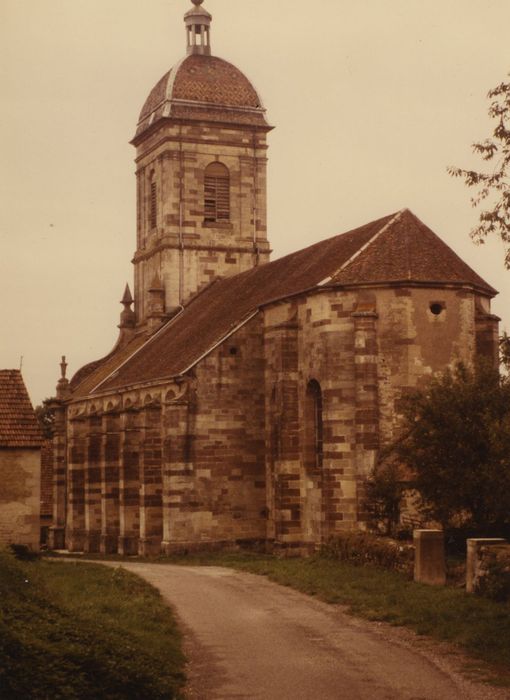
[150,181,157,229]
[204,162,230,223]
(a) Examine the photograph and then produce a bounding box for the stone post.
[466,538,506,593]
[413,529,446,586]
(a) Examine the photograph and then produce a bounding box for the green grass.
[0,549,185,699]
[190,551,510,676]
[45,548,510,684]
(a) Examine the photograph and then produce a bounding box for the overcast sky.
[1,0,509,405]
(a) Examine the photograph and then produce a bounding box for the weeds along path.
[98,562,506,700]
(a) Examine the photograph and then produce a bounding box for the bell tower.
[131,0,273,327]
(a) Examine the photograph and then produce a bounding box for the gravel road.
[107,562,509,700]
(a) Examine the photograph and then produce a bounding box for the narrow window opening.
[304,380,323,472]
[204,162,230,223]
[150,181,157,230]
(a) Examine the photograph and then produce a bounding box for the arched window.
[304,380,323,472]
[204,162,230,223]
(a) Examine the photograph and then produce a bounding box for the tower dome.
[133,1,269,143]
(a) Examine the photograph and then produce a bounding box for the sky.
[1,0,509,406]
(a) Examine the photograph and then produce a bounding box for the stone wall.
[0,447,41,550]
[133,122,270,322]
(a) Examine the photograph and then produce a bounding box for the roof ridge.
[329,208,407,280]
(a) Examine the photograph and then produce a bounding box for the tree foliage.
[387,364,510,531]
[501,331,510,372]
[448,76,510,268]
[365,462,406,537]
[35,399,56,439]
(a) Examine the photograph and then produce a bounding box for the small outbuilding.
[0,370,43,551]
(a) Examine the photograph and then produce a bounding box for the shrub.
[476,546,510,602]
[321,532,414,577]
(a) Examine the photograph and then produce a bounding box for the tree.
[501,331,510,372]
[35,399,56,439]
[448,76,510,268]
[365,462,406,537]
[387,364,510,532]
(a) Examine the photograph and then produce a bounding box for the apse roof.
[0,370,42,448]
[70,209,497,398]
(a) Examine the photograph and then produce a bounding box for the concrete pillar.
[413,529,446,586]
[466,538,506,593]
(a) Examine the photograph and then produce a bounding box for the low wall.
[468,540,510,601]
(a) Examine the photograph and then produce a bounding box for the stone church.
[48,0,499,555]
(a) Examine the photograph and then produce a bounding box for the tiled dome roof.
[134,54,269,140]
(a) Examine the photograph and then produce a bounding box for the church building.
[48,0,499,555]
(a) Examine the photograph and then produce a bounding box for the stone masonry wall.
[163,315,267,550]
[0,447,41,550]
[133,122,270,321]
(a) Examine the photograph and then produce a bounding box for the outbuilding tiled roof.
[71,209,497,398]
[0,370,42,448]
[134,54,269,140]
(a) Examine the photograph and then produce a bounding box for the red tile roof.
[0,370,42,448]
[134,54,269,140]
[72,209,497,398]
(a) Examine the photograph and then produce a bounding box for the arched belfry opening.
[204,162,230,223]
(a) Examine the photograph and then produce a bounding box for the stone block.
[413,529,445,586]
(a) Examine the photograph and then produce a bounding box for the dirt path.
[100,562,508,700]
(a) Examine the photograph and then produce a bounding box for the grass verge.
[0,549,185,699]
[194,551,510,683]
[50,549,510,683]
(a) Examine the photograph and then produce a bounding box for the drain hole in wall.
[430,303,444,316]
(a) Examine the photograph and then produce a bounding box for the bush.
[476,547,510,603]
[321,532,414,577]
